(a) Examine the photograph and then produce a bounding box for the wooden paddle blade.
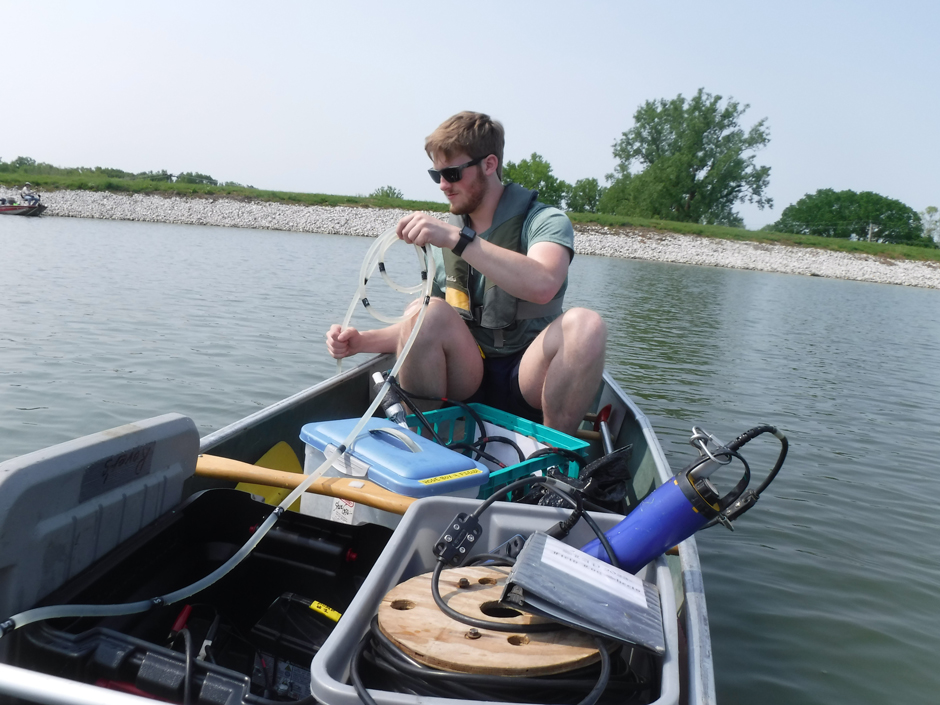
[195,454,416,516]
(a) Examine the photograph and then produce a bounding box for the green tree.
[503,153,571,209]
[920,206,939,244]
[566,178,605,213]
[602,88,771,224]
[370,185,404,199]
[772,189,933,246]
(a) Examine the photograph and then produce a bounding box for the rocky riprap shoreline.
[573,224,940,290]
[6,188,939,290]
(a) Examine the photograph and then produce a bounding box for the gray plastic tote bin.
[309,496,680,705]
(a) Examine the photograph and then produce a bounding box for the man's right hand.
[326,324,362,359]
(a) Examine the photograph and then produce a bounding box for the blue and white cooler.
[299,418,489,529]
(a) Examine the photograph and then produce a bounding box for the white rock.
[2,187,937,290]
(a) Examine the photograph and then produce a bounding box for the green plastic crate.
[404,403,590,498]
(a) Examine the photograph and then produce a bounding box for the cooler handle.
[368,427,423,453]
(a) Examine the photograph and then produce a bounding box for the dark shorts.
[462,347,544,423]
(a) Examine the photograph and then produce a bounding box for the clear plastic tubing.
[337,225,429,374]
[2,227,437,636]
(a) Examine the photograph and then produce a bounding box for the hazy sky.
[3,0,937,229]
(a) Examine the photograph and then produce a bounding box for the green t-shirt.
[430,201,575,357]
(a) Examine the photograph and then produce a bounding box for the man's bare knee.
[559,308,607,358]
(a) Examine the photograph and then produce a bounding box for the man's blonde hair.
[425,111,505,180]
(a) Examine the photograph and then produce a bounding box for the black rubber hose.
[387,378,487,447]
[430,477,618,631]
[448,442,507,468]
[362,616,616,705]
[468,475,618,565]
[725,424,788,497]
[430,559,560,634]
[475,435,526,464]
[351,629,379,705]
[384,377,446,445]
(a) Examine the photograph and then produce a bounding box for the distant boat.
[0,201,46,216]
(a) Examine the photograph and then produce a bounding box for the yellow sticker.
[310,601,342,623]
[419,468,483,485]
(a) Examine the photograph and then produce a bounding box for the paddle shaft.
[195,454,416,515]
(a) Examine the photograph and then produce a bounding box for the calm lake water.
[2,216,939,704]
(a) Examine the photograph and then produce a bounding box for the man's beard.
[450,168,487,216]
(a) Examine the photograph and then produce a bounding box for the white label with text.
[541,539,648,609]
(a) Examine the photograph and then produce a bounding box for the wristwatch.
[452,225,476,257]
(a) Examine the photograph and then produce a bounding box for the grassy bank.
[4,173,938,264]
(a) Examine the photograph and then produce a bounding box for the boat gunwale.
[601,371,715,705]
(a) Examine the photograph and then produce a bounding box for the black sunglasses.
[428,156,484,184]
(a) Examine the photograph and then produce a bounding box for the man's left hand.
[397,212,459,249]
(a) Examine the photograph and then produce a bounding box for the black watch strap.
[452,226,476,257]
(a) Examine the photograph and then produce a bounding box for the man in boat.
[20,183,40,206]
[326,111,606,435]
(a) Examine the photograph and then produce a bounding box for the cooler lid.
[300,418,488,498]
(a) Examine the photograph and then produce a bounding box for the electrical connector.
[722,488,760,523]
[433,513,482,566]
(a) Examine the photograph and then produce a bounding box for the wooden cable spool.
[377,566,602,676]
